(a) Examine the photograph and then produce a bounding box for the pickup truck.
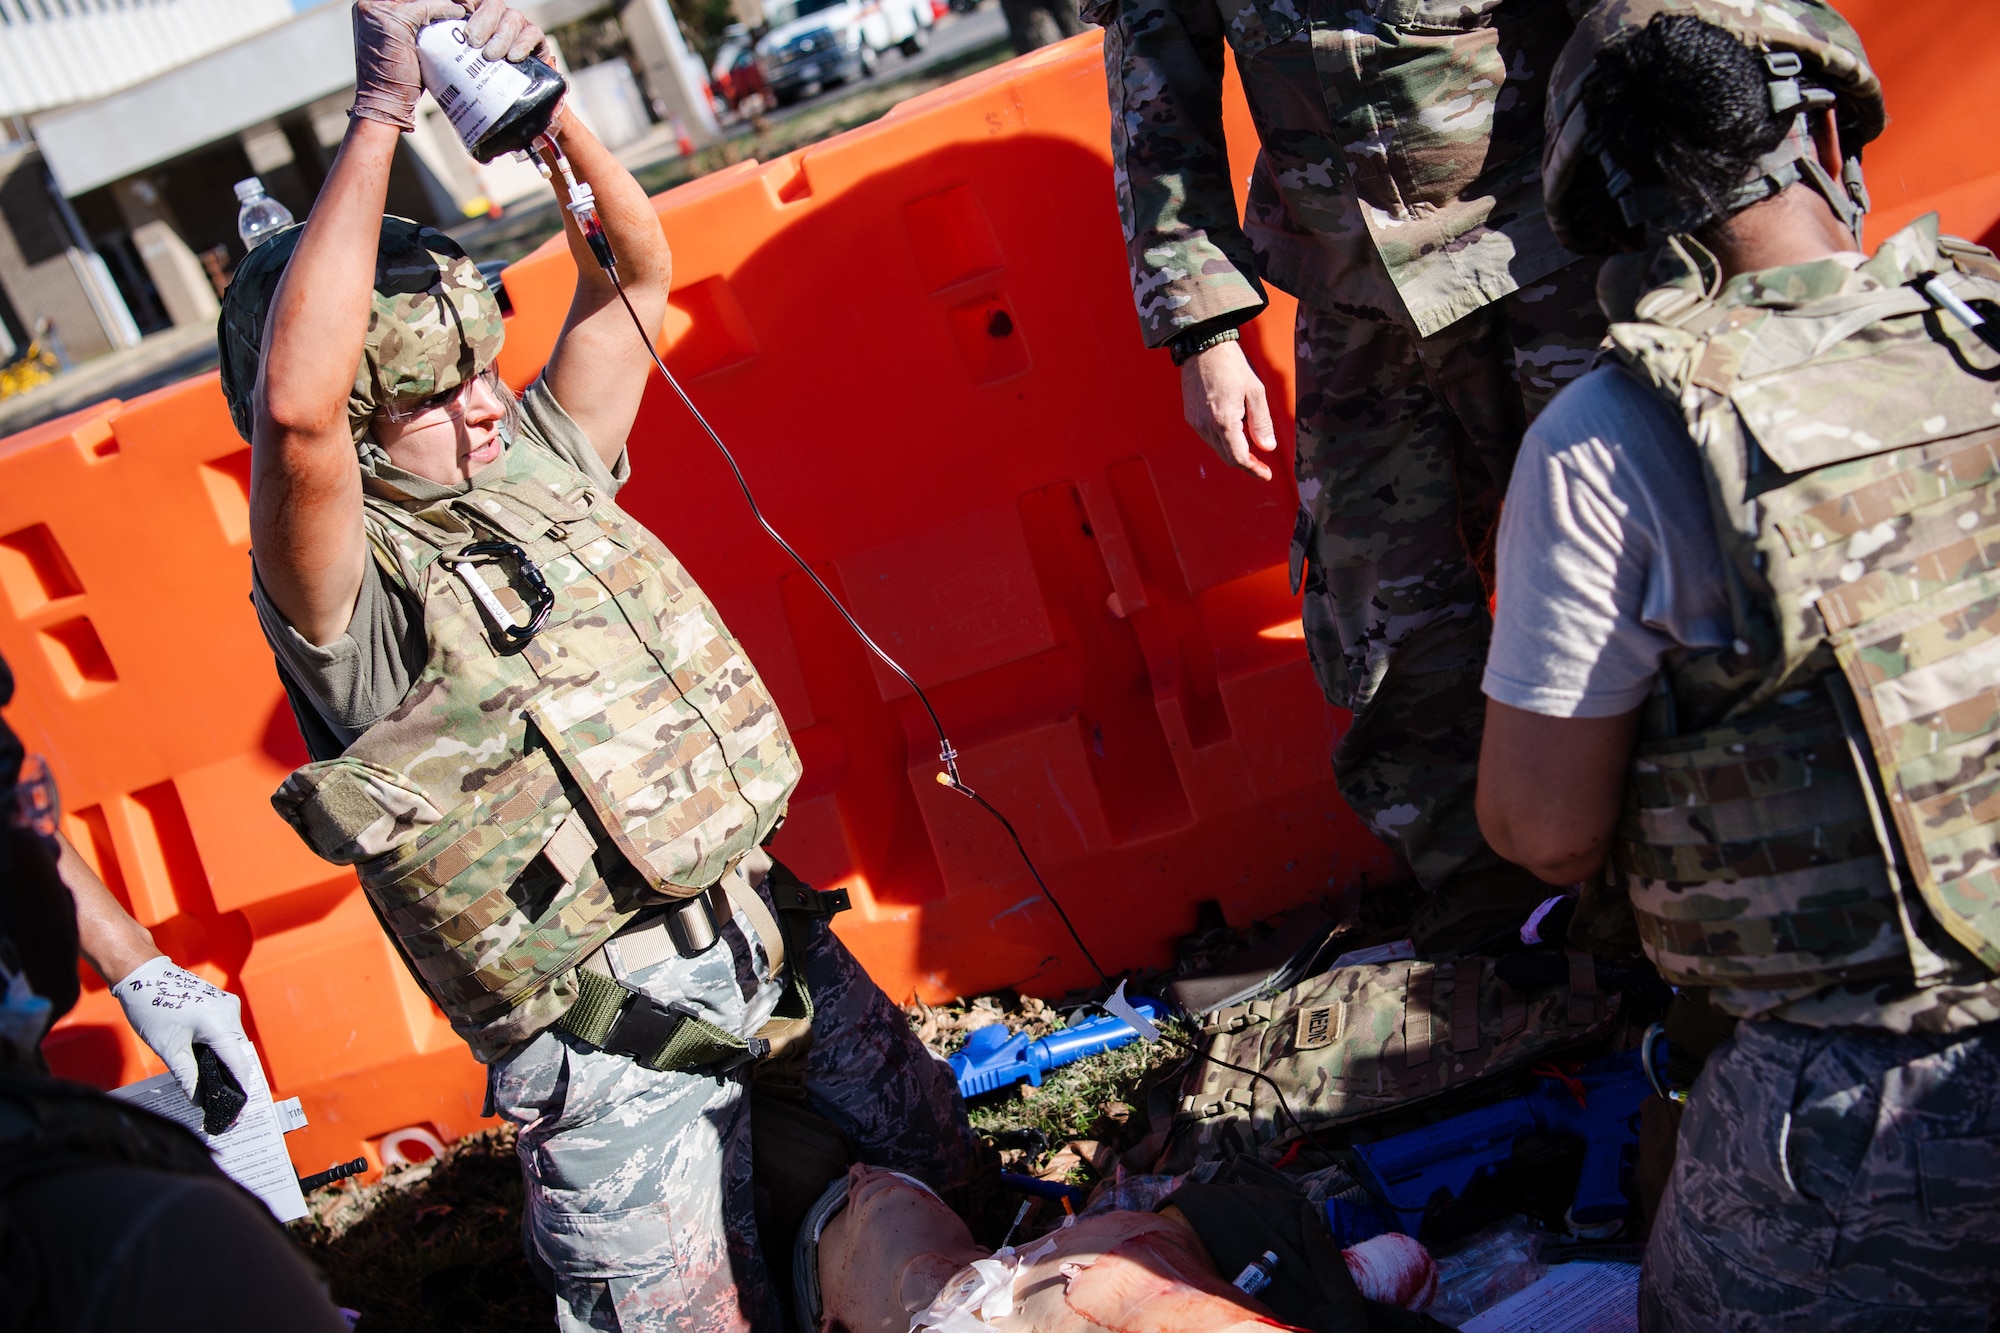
[756,0,935,106]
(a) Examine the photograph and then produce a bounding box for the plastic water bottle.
[235,177,293,250]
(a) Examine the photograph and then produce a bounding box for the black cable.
[1149,1023,1308,1142]
[602,270,1110,985]
[947,778,1108,983]
[1205,1050,1308,1141]
[298,1157,368,1192]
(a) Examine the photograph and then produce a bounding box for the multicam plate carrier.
[1607,219,2000,997]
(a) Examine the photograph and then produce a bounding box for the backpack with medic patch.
[1158,956,1618,1171]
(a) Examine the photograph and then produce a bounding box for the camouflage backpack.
[1603,218,2000,1015]
[1159,955,1619,1171]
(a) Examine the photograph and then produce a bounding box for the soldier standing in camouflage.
[1480,4,2000,1325]
[1090,0,1607,942]
[224,3,975,1329]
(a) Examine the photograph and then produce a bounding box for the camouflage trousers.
[1289,256,1605,888]
[1641,1016,2000,1331]
[489,869,977,1333]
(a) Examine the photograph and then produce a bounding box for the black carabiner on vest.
[454,539,555,646]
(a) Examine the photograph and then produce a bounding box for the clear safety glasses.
[378,366,504,423]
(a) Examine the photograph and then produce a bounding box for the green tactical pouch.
[1160,956,1619,1172]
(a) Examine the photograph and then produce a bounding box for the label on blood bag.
[418,20,532,148]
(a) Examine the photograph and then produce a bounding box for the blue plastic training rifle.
[1348,1049,1653,1238]
[949,997,1170,1099]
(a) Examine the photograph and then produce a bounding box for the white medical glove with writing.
[112,956,263,1108]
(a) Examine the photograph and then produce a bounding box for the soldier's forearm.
[1105,11,1264,345]
[59,832,163,986]
[546,113,671,302]
[258,116,401,440]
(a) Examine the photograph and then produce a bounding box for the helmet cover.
[217,216,505,445]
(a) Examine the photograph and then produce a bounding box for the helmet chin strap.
[1597,48,1870,247]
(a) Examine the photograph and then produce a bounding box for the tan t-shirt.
[252,378,628,760]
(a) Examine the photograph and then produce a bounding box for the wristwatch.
[1168,325,1242,366]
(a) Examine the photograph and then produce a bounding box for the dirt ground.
[286,898,1360,1328]
[289,988,1191,1329]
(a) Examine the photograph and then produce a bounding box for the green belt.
[556,863,849,1075]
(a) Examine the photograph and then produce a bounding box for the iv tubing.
[536,133,1110,985]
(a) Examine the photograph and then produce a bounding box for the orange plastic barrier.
[1841,0,2000,250]
[490,40,1383,1005]
[5,18,1996,1182]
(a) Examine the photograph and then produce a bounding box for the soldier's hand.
[465,0,551,63]
[112,957,263,1112]
[1181,340,1278,481]
[351,0,470,132]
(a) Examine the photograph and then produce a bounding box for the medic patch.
[1295,1002,1342,1051]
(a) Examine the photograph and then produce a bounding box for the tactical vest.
[271,437,802,1055]
[1603,218,2000,997]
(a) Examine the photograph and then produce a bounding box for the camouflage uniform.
[221,221,977,1330]
[1094,0,1607,886]
[1516,4,2000,1323]
[1642,1016,2000,1332]
[490,866,975,1333]
[1292,256,1603,884]
[1587,219,2000,1029]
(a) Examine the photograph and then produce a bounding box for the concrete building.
[0,0,716,368]
[0,0,295,362]
[0,0,295,121]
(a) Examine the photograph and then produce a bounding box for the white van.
[756,0,936,106]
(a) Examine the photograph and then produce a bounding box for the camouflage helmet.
[217,216,505,445]
[1542,0,1885,252]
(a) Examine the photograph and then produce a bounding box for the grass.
[910,991,1203,1183]
[450,34,1015,270]
[965,1018,1198,1175]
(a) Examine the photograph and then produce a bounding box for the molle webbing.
[1618,700,1906,990]
[1158,957,1618,1172]
[1605,219,2000,989]
[271,439,801,1058]
[1836,559,2000,971]
[557,964,782,1073]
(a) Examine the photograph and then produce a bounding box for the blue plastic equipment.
[998,1171,1089,1207]
[1349,1049,1651,1238]
[948,997,1170,1099]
